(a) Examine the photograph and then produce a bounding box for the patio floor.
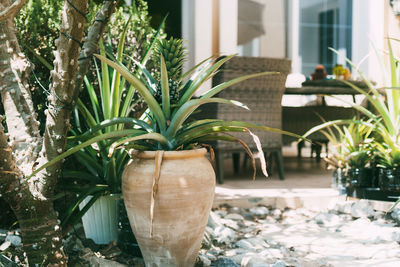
[214,143,341,210]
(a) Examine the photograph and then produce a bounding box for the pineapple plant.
[153,37,186,104]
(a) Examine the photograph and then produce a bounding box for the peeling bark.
[36,0,89,199]
[0,12,41,177]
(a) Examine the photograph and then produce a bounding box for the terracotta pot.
[122,148,215,266]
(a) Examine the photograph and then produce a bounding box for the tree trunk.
[0,0,117,265]
[10,193,66,265]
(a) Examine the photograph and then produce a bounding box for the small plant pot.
[379,168,400,191]
[348,168,373,188]
[79,194,120,244]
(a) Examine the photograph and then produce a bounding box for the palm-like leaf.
[33,47,302,193]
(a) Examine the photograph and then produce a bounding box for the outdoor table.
[285,79,369,104]
[282,79,368,159]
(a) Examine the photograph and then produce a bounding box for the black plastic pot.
[379,168,400,192]
[348,167,373,188]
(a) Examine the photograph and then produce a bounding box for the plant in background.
[335,40,400,169]
[304,117,374,169]
[303,39,400,194]
[303,117,375,187]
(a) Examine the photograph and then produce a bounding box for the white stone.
[204,205,400,267]
[260,248,284,259]
[391,208,400,223]
[214,226,236,244]
[230,254,249,265]
[272,209,282,218]
[351,200,375,218]
[221,218,240,230]
[215,209,228,218]
[5,234,21,247]
[208,211,223,229]
[197,254,211,266]
[206,251,217,261]
[225,248,248,257]
[333,200,354,214]
[272,260,287,267]
[230,207,242,213]
[340,218,400,244]
[225,213,245,221]
[213,257,240,266]
[247,237,269,249]
[0,241,11,251]
[235,239,255,250]
[241,255,271,267]
[314,212,341,227]
[249,206,270,216]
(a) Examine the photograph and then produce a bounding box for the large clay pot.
[122,148,215,266]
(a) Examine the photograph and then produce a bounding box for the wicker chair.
[200,56,291,184]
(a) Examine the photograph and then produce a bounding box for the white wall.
[219,0,238,55]
[352,0,385,84]
[182,0,213,71]
[259,0,286,58]
[384,0,400,85]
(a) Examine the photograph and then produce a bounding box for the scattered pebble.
[249,206,270,217]
[198,201,400,266]
[0,241,11,251]
[1,200,399,266]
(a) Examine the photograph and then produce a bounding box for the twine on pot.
[149,150,164,237]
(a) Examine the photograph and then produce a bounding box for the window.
[299,0,352,76]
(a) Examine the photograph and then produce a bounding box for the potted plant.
[303,39,400,199]
[339,40,400,193]
[343,122,375,189]
[30,40,297,264]
[304,118,374,193]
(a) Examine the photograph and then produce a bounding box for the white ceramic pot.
[79,194,119,244]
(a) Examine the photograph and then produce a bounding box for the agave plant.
[30,48,299,183]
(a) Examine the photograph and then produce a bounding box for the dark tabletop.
[285,80,369,95]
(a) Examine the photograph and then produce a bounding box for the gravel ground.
[1,199,400,266]
[199,199,400,267]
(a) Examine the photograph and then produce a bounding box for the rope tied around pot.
[149,150,164,237]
